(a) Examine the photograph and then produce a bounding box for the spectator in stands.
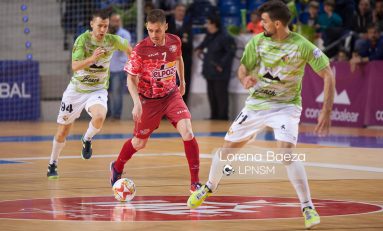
[317,0,343,56]
[350,25,383,71]
[334,0,356,30]
[373,0,383,33]
[195,15,236,120]
[247,10,263,35]
[167,3,194,104]
[317,0,343,34]
[299,0,320,29]
[107,13,132,120]
[332,48,349,62]
[351,0,373,37]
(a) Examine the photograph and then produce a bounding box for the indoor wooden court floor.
[0,120,382,231]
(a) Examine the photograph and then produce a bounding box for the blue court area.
[0,160,24,164]
[0,131,382,148]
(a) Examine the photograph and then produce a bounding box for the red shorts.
[134,90,191,139]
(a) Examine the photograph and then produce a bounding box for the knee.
[92,112,106,124]
[132,137,147,150]
[55,131,68,142]
[181,130,194,141]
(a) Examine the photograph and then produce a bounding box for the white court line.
[1,153,383,173]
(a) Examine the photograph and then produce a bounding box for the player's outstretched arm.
[314,65,335,136]
[72,47,105,72]
[127,74,142,123]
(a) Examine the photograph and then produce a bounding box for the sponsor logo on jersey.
[313,48,322,58]
[148,52,159,57]
[262,72,281,82]
[152,61,177,81]
[81,76,100,83]
[169,45,177,53]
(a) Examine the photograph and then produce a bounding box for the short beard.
[263,31,272,37]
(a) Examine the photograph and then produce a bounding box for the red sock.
[183,137,200,183]
[114,139,137,173]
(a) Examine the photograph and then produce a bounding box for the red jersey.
[124,33,182,98]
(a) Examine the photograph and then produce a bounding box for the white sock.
[285,161,314,211]
[84,121,100,141]
[206,149,226,192]
[49,139,66,165]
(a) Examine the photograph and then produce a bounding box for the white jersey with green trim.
[70,30,130,93]
[240,32,329,110]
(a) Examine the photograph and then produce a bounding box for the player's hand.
[179,81,186,96]
[91,47,106,62]
[132,103,142,123]
[314,110,331,137]
[240,76,257,89]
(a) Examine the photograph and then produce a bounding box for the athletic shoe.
[110,161,122,186]
[81,137,92,159]
[303,207,320,229]
[187,184,212,209]
[190,182,202,193]
[47,163,59,179]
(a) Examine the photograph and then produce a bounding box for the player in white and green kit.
[187,1,335,229]
[47,10,132,179]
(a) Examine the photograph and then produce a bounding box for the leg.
[111,96,163,185]
[187,107,265,208]
[82,90,108,159]
[268,106,320,228]
[47,123,72,179]
[214,79,229,120]
[205,139,249,191]
[279,141,320,229]
[110,136,149,186]
[49,123,72,164]
[107,73,114,118]
[206,79,217,119]
[176,119,200,186]
[278,141,314,211]
[113,71,126,119]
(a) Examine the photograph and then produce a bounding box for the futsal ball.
[112,178,136,202]
[222,164,235,176]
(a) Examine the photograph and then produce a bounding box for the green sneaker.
[303,207,320,229]
[187,184,211,209]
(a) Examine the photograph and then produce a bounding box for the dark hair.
[146,9,166,23]
[207,14,221,29]
[92,9,111,20]
[257,0,291,26]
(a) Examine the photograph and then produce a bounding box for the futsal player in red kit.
[110,9,201,192]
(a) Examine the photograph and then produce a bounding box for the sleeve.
[304,39,329,73]
[124,49,142,75]
[111,34,130,52]
[72,35,85,61]
[240,36,259,71]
